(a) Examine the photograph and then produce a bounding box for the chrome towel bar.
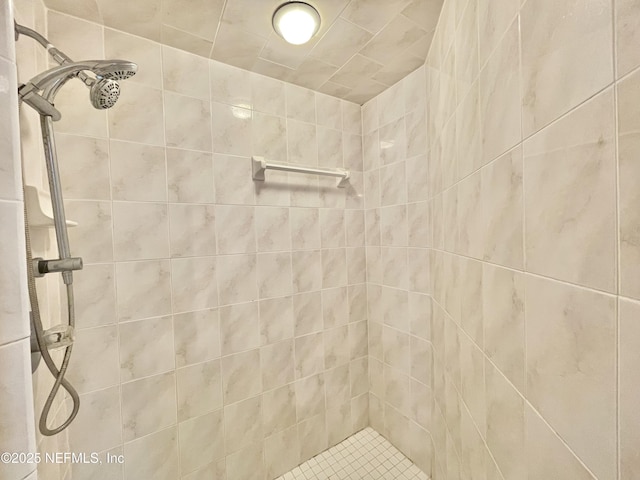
[252,156,350,188]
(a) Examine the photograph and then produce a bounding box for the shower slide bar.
[252,156,350,188]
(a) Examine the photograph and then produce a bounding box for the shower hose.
[21,112,80,435]
[23,196,80,435]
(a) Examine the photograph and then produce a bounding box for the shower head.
[25,60,137,92]
[15,23,137,112]
[20,59,137,112]
[91,61,137,81]
[86,61,137,109]
[89,78,120,109]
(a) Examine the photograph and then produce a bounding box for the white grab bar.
[251,156,350,188]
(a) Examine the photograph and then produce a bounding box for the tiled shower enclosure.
[0,0,640,479]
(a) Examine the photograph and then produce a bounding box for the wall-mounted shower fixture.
[15,22,137,436]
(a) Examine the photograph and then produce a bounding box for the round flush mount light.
[272,2,321,45]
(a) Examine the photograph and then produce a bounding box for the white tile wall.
[363,66,432,476]
[361,0,640,479]
[7,2,639,480]
[0,1,38,480]
[15,9,368,480]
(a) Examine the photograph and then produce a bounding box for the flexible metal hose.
[19,96,81,435]
[23,197,80,435]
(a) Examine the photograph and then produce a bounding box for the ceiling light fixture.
[272,2,321,45]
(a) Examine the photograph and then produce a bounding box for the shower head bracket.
[18,85,61,120]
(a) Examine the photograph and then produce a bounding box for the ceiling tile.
[259,34,312,70]
[161,0,225,42]
[161,25,213,58]
[329,54,384,88]
[43,0,445,103]
[211,21,268,70]
[341,0,412,33]
[308,18,373,67]
[372,53,425,86]
[43,0,102,23]
[402,0,445,31]
[306,0,352,35]
[95,0,162,42]
[221,0,282,39]
[360,15,427,65]
[251,58,296,81]
[409,32,434,58]
[344,78,388,104]
[317,81,352,98]
[289,58,338,90]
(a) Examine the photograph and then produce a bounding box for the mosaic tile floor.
[277,427,429,480]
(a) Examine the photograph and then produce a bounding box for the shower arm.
[18,62,103,120]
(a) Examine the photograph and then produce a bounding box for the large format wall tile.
[119,316,175,381]
[616,0,640,78]
[115,260,172,321]
[65,200,114,263]
[178,410,224,475]
[525,276,616,480]
[520,0,613,136]
[525,406,597,480]
[162,46,210,100]
[67,325,120,394]
[68,386,121,454]
[481,146,523,269]
[112,202,169,261]
[618,69,640,301]
[73,263,117,329]
[485,360,525,480]
[176,359,222,422]
[0,57,22,203]
[360,0,637,479]
[123,427,179,480]
[104,28,162,89]
[2,4,36,480]
[477,0,519,68]
[0,339,36,480]
[479,19,520,165]
[121,372,177,441]
[57,134,110,200]
[46,9,103,58]
[108,83,164,145]
[110,141,167,202]
[164,92,212,151]
[620,298,640,480]
[524,89,616,293]
[0,201,29,345]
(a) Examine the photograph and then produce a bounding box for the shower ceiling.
[42,0,444,103]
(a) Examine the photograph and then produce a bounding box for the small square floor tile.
[275,428,429,480]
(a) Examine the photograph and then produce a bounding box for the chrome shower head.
[25,60,137,92]
[90,78,121,109]
[86,61,137,109]
[21,59,138,112]
[92,61,137,81]
[16,24,138,113]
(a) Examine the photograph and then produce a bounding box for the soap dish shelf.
[24,185,77,228]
